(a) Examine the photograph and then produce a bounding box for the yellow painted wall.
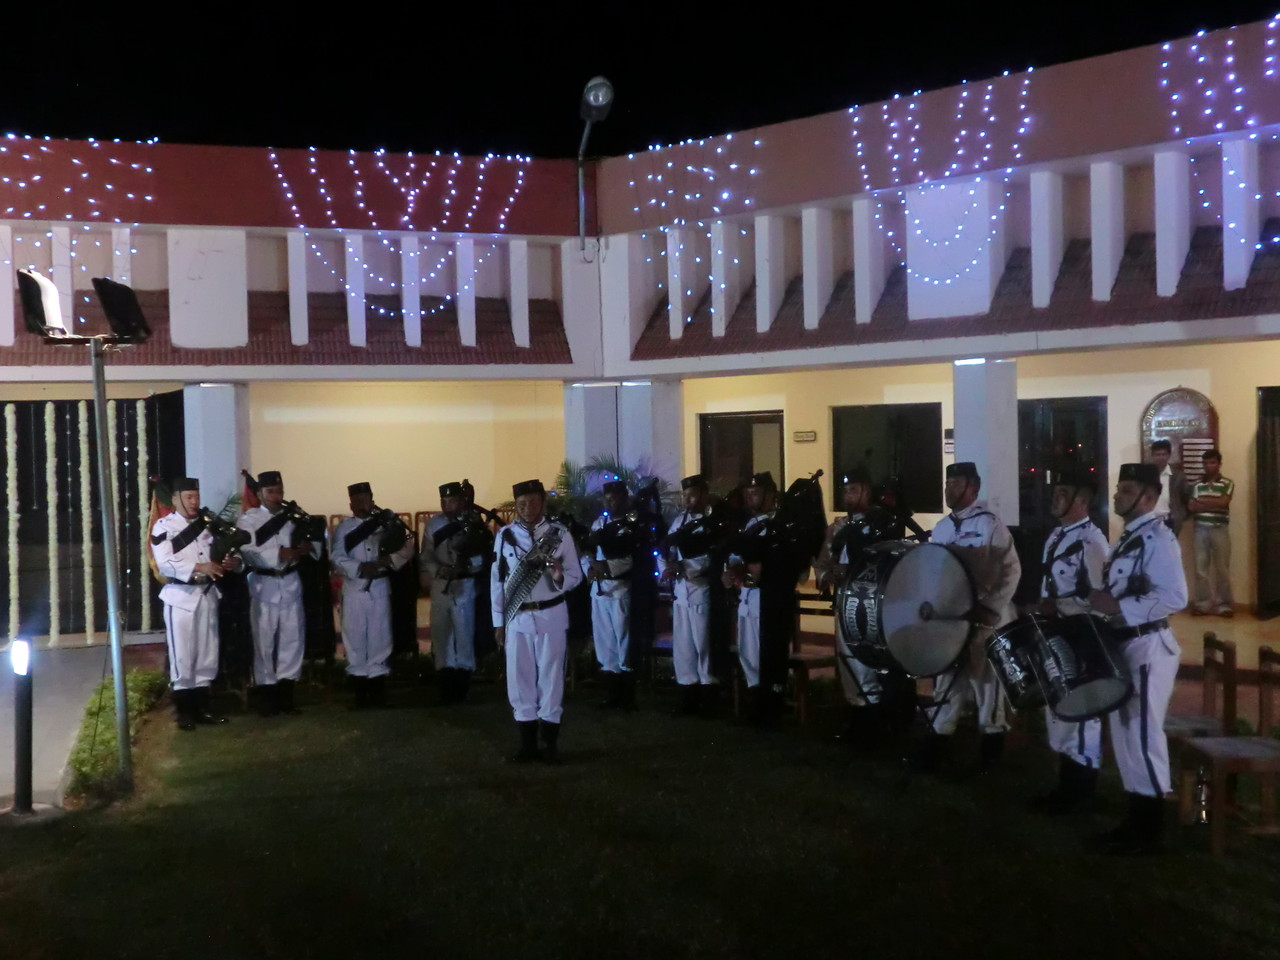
[0,382,183,401]
[247,380,566,519]
[680,340,1280,608]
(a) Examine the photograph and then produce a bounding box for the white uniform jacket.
[151,512,218,610]
[491,518,583,630]
[581,514,635,599]
[1105,511,1188,627]
[330,515,416,591]
[420,512,489,598]
[658,510,714,606]
[237,506,321,603]
[931,501,1021,624]
[1041,517,1109,616]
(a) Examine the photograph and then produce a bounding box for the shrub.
[66,669,168,800]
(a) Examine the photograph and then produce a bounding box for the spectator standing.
[1188,449,1235,617]
[1149,439,1188,535]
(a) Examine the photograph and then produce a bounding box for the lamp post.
[16,272,152,794]
[10,639,32,815]
[578,75,614,251]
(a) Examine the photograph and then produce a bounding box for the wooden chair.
[1165,632,1238,741]
[1177,646,1280,856]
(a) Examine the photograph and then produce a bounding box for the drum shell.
[985,616,1051,710]
[1040,614,1132,721]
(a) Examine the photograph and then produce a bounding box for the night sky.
[5,2,1280,159]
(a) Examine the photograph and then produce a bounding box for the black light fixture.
[578,75,614,251]
[14,269,150,793]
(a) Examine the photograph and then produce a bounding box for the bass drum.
[834,540,916,673]
[880,543,975,677]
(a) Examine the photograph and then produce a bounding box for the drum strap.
[1043,538,1085,599]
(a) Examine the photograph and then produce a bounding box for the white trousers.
[837,654,884,705]
[164,589,220,690]
[672,597,712,685]
[590,592,631,674]
[737,588,761,688]
[431,581,477,671]
[250,579,305,685]
[1107,628,1181,797]
[931,634,1009,735]
[1045,710,1103,767]
[341,582,393,678]
[506,617,567,723]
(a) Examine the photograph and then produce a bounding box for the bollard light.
[11,638,30,676]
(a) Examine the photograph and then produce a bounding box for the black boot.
[596,672,620,709]
[699,683,720,719]
[914,732,949,774]
[1032,756,1096,815]
[367,675,388,709]
[619,671,637,712]
[756,686,784,729]
[349,675,368,710]
[193,687,228,725]
[174,689,197,731]
[673,683,700,716]
[278,679,301,715]
[257,684,280,717]
[455,670,472,703]
[837,704,883,747]
[540,720,561,764]
[1100,794,1166,856]
[979,732,1005,771]
[511,721,540,763]
[736,686,760,725]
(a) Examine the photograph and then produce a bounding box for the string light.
[0,135,156,223]
[1159,17,1279,140]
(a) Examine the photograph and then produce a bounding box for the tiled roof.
[632,222,1280,360]
[1,291,571,366]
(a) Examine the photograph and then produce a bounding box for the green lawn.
[2,671,1278,960]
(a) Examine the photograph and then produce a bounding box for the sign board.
[792,430,817,443]
[1140,387,1218,483]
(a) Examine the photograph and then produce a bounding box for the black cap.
[839,466,871,486]
[439,481,464,498]
[1053,467,1097,494]
[1119,463,1162,489]
[257,470,282,488]
[602,480,627,496]
[513,479,545,498]
[946,462,979,480]
[747,471,777,491]
[172,477,199,493]
[681,473,708,490]
[347,482,372,497]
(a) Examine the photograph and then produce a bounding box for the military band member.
[583,480,637,710]
[1088,463,1188,855]
[236,471,319,717]
[817,468,896,740]
[724,472,777,723]
[420,481,492,704]
[331,482,416,708]
[492,479,583,763]
[151,478,239,730]
[659,474,717,716]
[1031,470,1109,813]
[925,462,1022,770]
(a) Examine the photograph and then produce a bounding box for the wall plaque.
[792,430,817,443]
[1140,387,1218,482]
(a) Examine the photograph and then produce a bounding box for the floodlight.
[580,76,614,123]
[92,277,152,343]
[10,638,30,676]
[16,270,69,339]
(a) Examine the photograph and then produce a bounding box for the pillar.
[1090,161,1124,302]
[182,383,249,516]
[952,358,1018,527]
[1029,171,1064,308]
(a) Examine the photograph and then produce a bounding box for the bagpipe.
[239,470,326,547]
[198,508,253,564]
[727,470,828,567]
[662,503,737,564]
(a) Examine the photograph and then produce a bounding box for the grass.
[64,669,168,801]
[1,667,1279,960]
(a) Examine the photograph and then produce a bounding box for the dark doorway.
[699,411,784,496]
[1257,387,1280,618]
[832,402,943,513]
[1016,396,1108,604]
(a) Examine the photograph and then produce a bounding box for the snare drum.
[987,613,1131,721]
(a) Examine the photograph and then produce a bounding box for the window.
[698,411,784,496]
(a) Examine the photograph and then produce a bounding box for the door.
[699,411,784,496]
[1257,387,1280,618]
[1017,397,1108,604]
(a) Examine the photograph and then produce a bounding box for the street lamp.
[16,270,151,794]
[578,75,614,251]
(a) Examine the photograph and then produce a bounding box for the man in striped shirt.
[1188,448,1234,618]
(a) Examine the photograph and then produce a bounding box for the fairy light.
[0,135,156,222]
[1160,18,1279,142]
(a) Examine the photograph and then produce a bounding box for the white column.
[110,226,131,284]
[0,226,12,345]
[455,237,477,347]
[709,220,742,338]
[1029,171,1064,308]
[344,234,366,347]
[508,238,530,348]
[801,206,834,330]
[665,226,690,340]
[755,213,785,333]
[617,380,683,486]
[952,359,1019,527]
[286,229,308,345]
[400,235,422,348]
[50,226,72,327]
[563,382,620,466]
[1090,161,1124,302]
[1154,150,1191,298]
[1222,139,1260,291]
[852,196,887,324]
[182,383,249,516]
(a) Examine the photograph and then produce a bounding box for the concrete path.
[0,644,110,807]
